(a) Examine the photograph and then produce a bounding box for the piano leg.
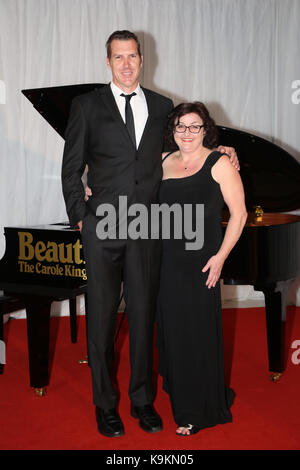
[260,280,293,381]
[69,297,77,343]
[24,296,52,396]
[78,293,89,365]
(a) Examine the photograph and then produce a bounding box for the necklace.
[178,150,207,171]
[178,153,191,171]
[179,156,194,171]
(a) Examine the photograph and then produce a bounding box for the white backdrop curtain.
[0,0,299,317]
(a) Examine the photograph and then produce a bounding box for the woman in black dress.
[157,102,247,436]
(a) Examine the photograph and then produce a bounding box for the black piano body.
[0,222,87,394]
[1,222,86,289]
[0,83,299,393]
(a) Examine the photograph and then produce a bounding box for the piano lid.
[22,84,300,213]
[22,83,105,139]
[217,126,300,213]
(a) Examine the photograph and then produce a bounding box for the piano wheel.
[34,387,47,397]
[270,372,282,382]
[78,356,88,364]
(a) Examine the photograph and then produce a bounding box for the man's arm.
[162,99,174,153]
[61,98,87,227]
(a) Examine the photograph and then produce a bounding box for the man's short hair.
[106,30,142,59]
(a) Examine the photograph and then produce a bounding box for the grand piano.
[0,84,299,395]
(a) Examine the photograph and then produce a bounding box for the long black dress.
[156,150,234,429]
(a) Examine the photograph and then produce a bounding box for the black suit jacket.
[62,84,173,226]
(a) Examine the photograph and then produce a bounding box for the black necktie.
[121,92,136,147]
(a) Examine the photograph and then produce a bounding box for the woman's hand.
[202,254,225,289]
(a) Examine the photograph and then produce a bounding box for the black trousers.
[81,212,161,410]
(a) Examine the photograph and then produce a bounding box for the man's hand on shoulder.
[217,145,240,171]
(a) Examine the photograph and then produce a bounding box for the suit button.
[135,180,139,185]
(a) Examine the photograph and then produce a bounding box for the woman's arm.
[202,156,247,288]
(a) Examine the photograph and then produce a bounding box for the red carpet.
[0,307,300,450]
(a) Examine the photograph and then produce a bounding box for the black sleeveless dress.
[156,150,234,429]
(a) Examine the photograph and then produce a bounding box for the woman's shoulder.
[211,152,239,183]
[213,152,233,167]
[207,149,230,165]
[161,150,178,162]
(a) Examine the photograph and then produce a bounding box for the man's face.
[107,39,143,93]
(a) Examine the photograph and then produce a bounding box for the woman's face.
[173,112,205,153]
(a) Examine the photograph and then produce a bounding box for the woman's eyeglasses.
[174,124,204,134]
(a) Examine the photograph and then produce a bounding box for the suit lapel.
[98,84,135,147]
[138,87,155,151]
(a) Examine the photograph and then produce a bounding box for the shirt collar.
[110,81,142,99]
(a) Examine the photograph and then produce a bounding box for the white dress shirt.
[110,81,148,148]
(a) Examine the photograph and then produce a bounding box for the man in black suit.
[62,30,238,438]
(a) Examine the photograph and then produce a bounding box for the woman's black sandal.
[176,424,201,436]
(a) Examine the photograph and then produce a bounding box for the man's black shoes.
[96,404,162,437]
[131,404,163,433]
[96,407,124,437]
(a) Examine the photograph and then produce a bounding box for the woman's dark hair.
[106,30,142,59]
[164,101,219,151]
